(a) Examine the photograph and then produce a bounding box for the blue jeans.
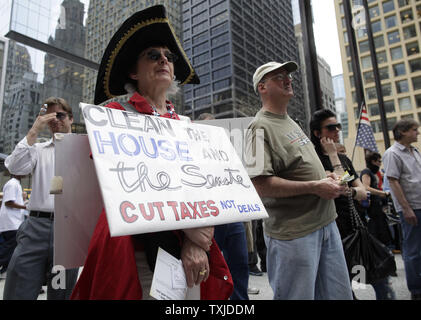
[214,222,249,300]
[398,209,421,295]
[264,220,353,300]
[372,276,396,300]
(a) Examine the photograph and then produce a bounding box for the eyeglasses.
[263,73,293,83]
[323,123,342,132]
[143,49,178,63]
[56,112,68,120]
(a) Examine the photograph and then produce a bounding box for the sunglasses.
[56,112,68,120]
[144,49,178,63]
[263,73,293,83]
[323,123,342,131]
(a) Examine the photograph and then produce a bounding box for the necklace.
[150,102,176,119]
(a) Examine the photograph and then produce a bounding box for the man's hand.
[402,206,418,226]
[181,237,210,288]
[183,227,214,251]
[314,177,347,199]
[27,111,57,145]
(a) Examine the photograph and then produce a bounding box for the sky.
[311,0,344,76]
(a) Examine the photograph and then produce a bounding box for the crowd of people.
[1,5,420,300]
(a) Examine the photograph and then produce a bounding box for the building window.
[382,83,392,96]
[382,0,395,13]
[390,46,403,60]
[396,79,409,93]
[415,94,421,108]
[379,66,389,80]
[359,40,370,53]
[361,55,372,69]
[371,20,382,33]
[366,87,377,100]
[387,30,400,44]
[413,76,421,91]
[385,15,397,28]
[369,103,380,116]
[409,58,421,73]
[364,71,375,84]
[400,9,414,24]
[377,50,387,64]
[213,89,231,102]
[369,5,380,18]
[393,63,406,76]
[406,42,420,56]
[385,100,396,114]
[398,0,410,7]
[374,35,385,48]
[403,25,417,40]
[398,97,412,111]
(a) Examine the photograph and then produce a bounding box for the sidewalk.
[248,253,410,300]
[0,253,410,300]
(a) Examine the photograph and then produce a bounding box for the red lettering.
[167,201,180,221]
[180,202,192,219]
[153,202,165,220]
[198,201,209,217]
[188,202,202,219]
[120,201,138,223]
[207,200,219,217]
[139,203,154,221]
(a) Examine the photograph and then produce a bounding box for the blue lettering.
[176,141,193,161]
[118,134,140,156]
[158,140,176,161]
[94,131,119,155]
[139,136,158,158]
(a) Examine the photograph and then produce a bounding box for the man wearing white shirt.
[3,97,78,300]
[0,174,26,278]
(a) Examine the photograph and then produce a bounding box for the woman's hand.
[183,227,214,251]
[320,137,337,155]
[181,237,210,287]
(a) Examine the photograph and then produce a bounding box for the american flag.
[355,103,379,153]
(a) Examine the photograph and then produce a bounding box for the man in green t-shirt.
[245,61,352,300]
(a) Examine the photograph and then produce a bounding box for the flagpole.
[352,101,364,163]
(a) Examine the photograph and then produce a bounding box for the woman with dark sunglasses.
[310,109,396,300]
[71,6,233,300]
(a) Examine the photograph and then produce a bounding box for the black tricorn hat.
[94,5,199,105]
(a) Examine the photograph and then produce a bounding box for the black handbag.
[342,190,397,284]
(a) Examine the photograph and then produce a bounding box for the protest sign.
[81,103,268,237]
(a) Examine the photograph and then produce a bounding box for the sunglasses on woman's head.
[145,49,178,63]
[323,123,342,131]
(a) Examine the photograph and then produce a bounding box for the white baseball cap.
[253,61,298,93]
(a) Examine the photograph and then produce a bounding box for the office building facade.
[0,0,184,154]
[335,0,421,169]
[182,0,307,130]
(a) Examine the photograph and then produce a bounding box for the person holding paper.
[71,5,233,300]
[3,97,78,299]
[245,62,352,300]
[310,109,396,300]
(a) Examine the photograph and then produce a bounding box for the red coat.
[70,93,233,300]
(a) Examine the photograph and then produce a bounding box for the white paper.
[150,247,200,300]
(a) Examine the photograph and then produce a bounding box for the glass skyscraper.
[181,0,306,128]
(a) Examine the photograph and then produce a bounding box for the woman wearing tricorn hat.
[71,5,233,300]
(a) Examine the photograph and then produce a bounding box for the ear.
[129,73,138,80]
[313,130,321,138]
[257,82,265,93]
